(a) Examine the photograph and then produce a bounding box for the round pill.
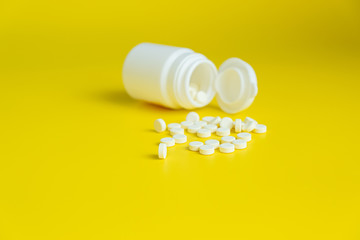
[180,120,194,129]
[154,118,166,133]
[253,124,267,133]
[205,139,220,149]
[219,143,235,153]
[190,82,199,92]
[189,141,204,151]
[209,116,221,125]
[186,111,200,122]
[197,129,211,138]
[173,134,187,144]
[158,143,167,159]
[232,139,247,149]
[168,123,181,130]
[204,124,217,133]
[221,136,236,144]
[244,117,257,124]
[234,119,242,133]
[170,127,184,136]
[195,91,207,104]
[199,145,215,155]
[237,132,251,142]
[194,120,207,128]
[187,125,202,133]
[244,121,257,132]
[160,137,175,147]
[220,117,233,129]
[216,127,230,137]
[189,86,197,99]
[202,116,214,123]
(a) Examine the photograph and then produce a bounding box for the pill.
[197,128,211,138]
[205,139,220,149]
[219,143,235,153]
[209,116,221,125]
[189,141,204,151]
[216,127,230,136]
[237,132,251,142]
[220,117,233,129]
[173,134,187,143]
[243,121,257,132]
[202,116,214,123]
[160,137,175,147]
[244,117,257,124]
[189,86,197,99]
[241,121,245,131]
[199,145,215,155]
[190,82,199,92]
[194,120,207,127]
[158,143,167,159]
[154,118,166,133]
[204,124,217,133]
[187,125,202,133]
[232,139,247,149]
[234,119,242,133]
[186,111,200,122]
[196,91,207,104]
[180,120,194,129]
[221,136,236,143]
[168,123,181,130]
[170,127,184,136]
[253,124,267,133]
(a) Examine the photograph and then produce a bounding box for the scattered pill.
[173,134,187,143]
[170,127,184,136]
[199,145,215,155]
[189,86,197,99]
[196,91,207,104]
[180,120,194,129]
[197,128,211,138]
[205,139,220,149]
[220,117,233,129]
[234,119,242,133]
[221,136,236,144]
[160,137,175,147]
[209,116,221,125]
[154,118,166,133]
[219,143,235,153]
[190,82,199,92]
[253,124,267,133]
[243,121,257,132]
[194,120,207,127]
[158,143,167,159]
[232,139,247,149]
[168,123,181,130]
[204,124,217,133]
[244,117,257,124]
[186,111,200,122]
[202,116,214,123]
[241,121,245,131]
[189,141,204,151]
[187,125,202,133]
[216,127,231,136]
[237,132,251,142]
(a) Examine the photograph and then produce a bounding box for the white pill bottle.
[122,43,258,113]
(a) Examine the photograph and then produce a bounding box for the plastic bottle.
[122,43,258,113]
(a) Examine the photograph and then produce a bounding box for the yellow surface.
[1,0,360,239]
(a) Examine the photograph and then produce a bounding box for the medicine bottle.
[122,43,258,113]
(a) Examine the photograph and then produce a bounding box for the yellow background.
[1,0,360,239]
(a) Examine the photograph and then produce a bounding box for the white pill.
[216,127,230,136]
[160,137,175,147]
[173,134,187,143]
[189,141,204,151]
[220,117,233,129]
[180,120,194,129]
[167,123,181,130]
[209,116,221,125]
[195,90,207,104]
[244,117,257,124]
[199,145,215,155]
[158,143,167,159]
[237,132,252,142]
[221,136,236,143]
[194,120,207,128]
[234,119,242,133]
[243,121,257,132]
[253,124,267,133]
[205,139,220,149]
[202,116,214,123]
[204,124,217,133]
[170,127,184,136]
[197,128,211,138]
[186,111,200,122]
[241,122,245,131]
[154,118,166,133]
[190,82,199,92]
[219,143,235,153]
[232,139,247,149]
[189,86,197,99]
[187,125,202,133]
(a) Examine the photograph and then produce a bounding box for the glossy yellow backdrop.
[1,0,360,239]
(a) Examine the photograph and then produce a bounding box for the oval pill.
[232,139,247,149]
[154,118,166,133]
[187,125,202,133]
[189,141,204,151]
[180,120,194,129]
[221,136,235,143]
[158,143,167,159]
[173,134,187,143]
[197,129,211,138]
[205,139,220,149]
[253,124,267,133]
[186,111,200,122]
[199,145,215,155]
[237,132,251,142]
[160,137,175,147]
[219,143,235,153]
[216,127,230,137]
[168,123,181,130]
[170,127,184,136]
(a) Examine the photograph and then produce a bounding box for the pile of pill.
[154,112,267,159]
